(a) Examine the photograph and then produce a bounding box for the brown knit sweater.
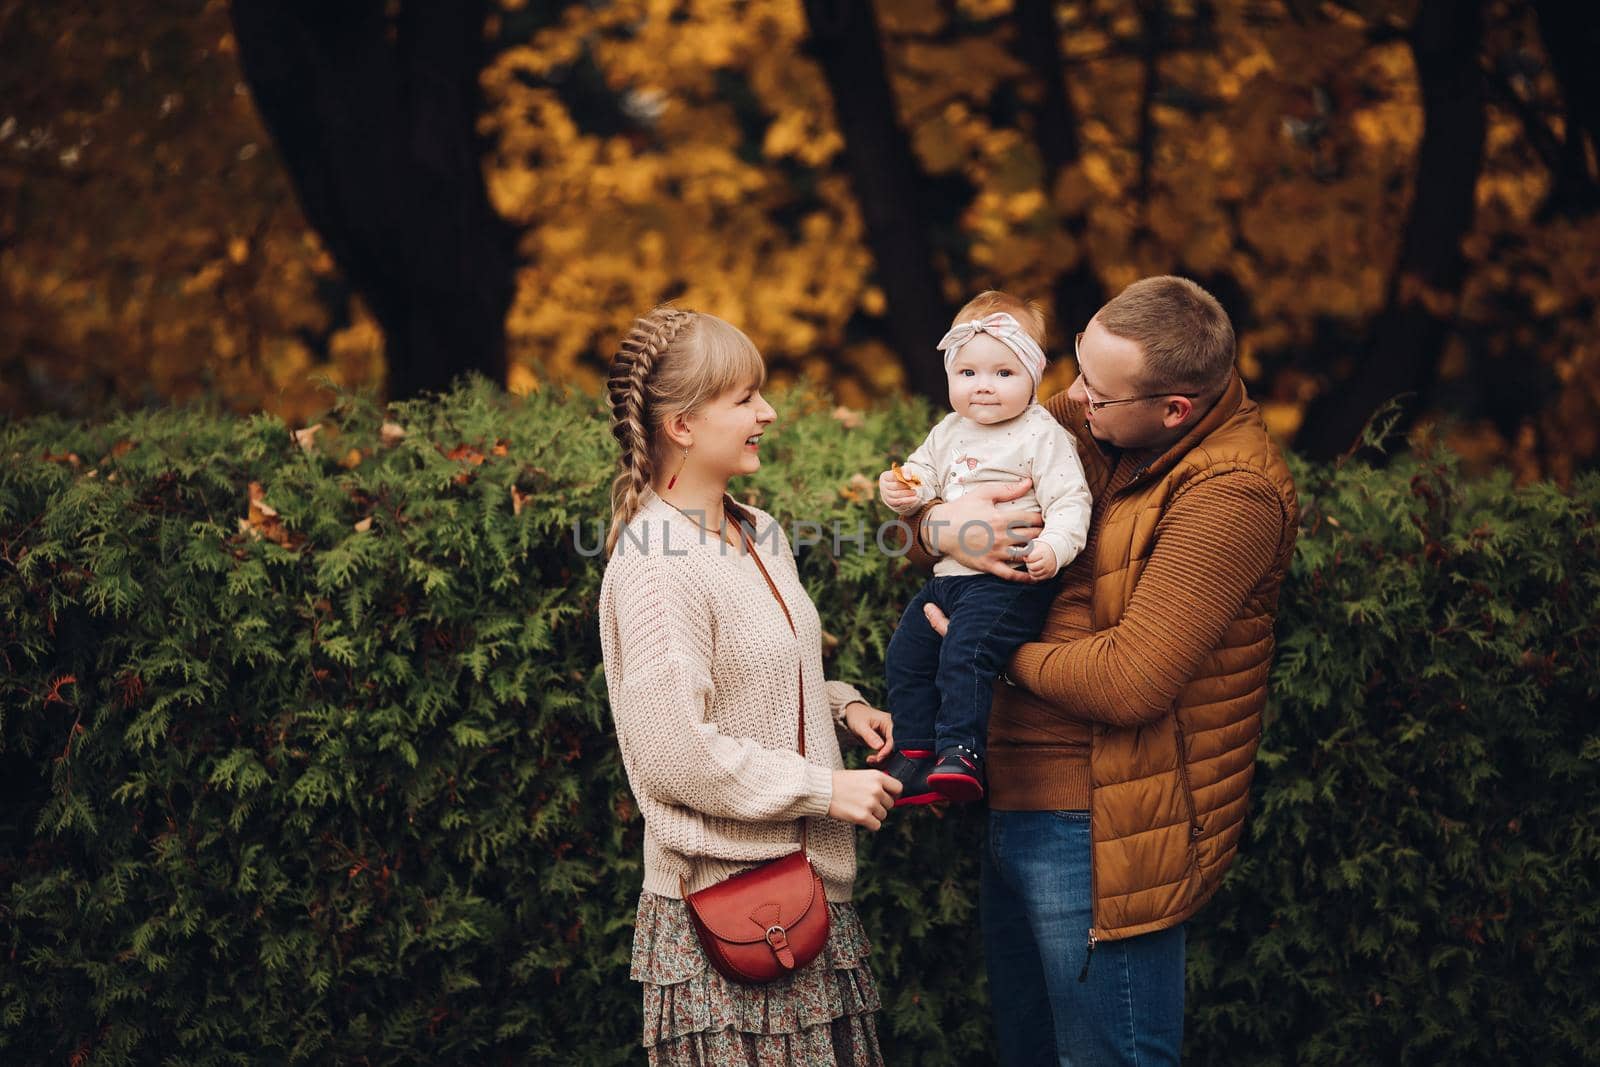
[910,390,1285,810]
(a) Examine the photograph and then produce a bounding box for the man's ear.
[1161,396,1195,430]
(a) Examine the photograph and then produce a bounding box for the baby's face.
[946,333,1034,424]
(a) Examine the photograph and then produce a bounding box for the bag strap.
[727,501,810,855]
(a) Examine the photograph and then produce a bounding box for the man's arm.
[902,498,946,572]
[1006,473,1288,728]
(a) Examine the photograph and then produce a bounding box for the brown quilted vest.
[1081,375,1298,944]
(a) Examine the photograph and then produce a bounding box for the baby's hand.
[878,469,921,510]
[1023,540,1057,580]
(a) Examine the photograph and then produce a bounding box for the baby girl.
[877,291,1092,803]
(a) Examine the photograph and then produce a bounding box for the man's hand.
[923,479,1046,582]
[878,470,921,511]
[1023,541,1058,581]
[841,700,894,764]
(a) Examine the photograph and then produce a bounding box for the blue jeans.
[884,573,1060,756]
[982,810,1186,1066]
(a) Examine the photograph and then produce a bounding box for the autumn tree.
[801,0,953,402]
[1532,0,1600,218]
[0,0,381,420]
[6,0,1599,477]
[227,0,516,402]
[1014,0,1106,334]
[1294,0,1488,460]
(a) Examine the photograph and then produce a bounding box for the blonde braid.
[605,307,694,556]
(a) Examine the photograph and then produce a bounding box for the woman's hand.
[841,700,894,764]
[923,479,1045,582]
[829,769,902,831]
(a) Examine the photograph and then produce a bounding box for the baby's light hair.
[952,290,1048,348]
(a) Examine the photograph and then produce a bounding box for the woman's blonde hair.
[604,306,767,556]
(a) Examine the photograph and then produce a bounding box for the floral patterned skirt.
[630,891,885,1067]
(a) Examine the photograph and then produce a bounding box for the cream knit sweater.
[598,488,870,903]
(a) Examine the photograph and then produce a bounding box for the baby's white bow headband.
[936,312,1046,392]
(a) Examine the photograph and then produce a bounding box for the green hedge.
[2,377,1596,1065]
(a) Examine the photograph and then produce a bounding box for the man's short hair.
[1096,276,1235,396]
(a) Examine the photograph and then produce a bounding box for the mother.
[597,306,902,1065]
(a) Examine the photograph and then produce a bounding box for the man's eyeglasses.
[1074,332,1204,412]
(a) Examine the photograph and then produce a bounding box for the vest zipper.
[1077,929,1098,983]
[1081,739,1100,983]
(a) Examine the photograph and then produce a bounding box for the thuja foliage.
[1,377,1596,1065]
[1187,437,1600,1065]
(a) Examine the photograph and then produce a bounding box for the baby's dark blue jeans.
[885,571,1062,757]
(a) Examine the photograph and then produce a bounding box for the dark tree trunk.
[1294,0,1486,461]
[1015,0,1079,170]
[1014,0,1105,338]
[1534,0,1600,217]
[1132,0,1167,213]
[801,0,951,404]
[230,0,517,401]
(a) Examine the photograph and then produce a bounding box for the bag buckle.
[765,924,797,970]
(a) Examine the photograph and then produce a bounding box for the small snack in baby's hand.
[891,462,922,488]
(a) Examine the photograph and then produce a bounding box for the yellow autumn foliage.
[3,0,1595,474]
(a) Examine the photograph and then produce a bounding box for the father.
[902,276,1298,1065]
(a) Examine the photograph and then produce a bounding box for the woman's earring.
[666,446,690,490]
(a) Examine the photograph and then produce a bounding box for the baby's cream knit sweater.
[597,488,870,902]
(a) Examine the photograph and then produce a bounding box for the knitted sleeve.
[900,495,945,572]
[1005,473,1287,727]
[825,680,869,726]
[886,414,955,514]
[1027,418,1093,579]
[607,551,834,821]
